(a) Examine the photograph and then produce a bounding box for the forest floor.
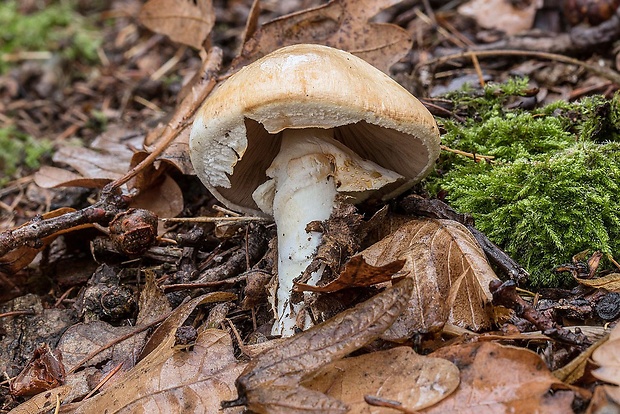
[1,0,620,412]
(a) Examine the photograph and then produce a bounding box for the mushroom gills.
[252,127,404,336]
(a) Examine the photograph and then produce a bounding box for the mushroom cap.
[190,44,441,216]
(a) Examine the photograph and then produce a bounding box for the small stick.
[441,144,495,162]
[490,280,590,347]
[83,361,124,399]
[68,312,171,374]
[0,309,36,319]
[162,216,270,223]
[417,49,620,85]
[106,48,222,190]
[0,48,223,259]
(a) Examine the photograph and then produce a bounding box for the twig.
[420,99,466,122]
[162,216,270,223]
[0,309,36,319]
[68,311,171,374]
[106,47,222,190]
[162,274,248,293]
[414,8,467,49]
[490,280,591,348]
[365,395,416,414]
[0,190,126,257]
[0,48,223,260]
[441,144,495,162]
[417,49,620,86]
[470,52,485,88]
[83,361,124,399]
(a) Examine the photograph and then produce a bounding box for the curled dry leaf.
[427,342,576,413]
[142,128,194,175]
[295,256,406,293]
[233,278,414,414]
[9,344,66,397]
[57,292,240,414]
[136,269,173,326]
[130,174,184,223]
[138,0,215,50]
[231,0,412,73]
[358,218,498,341]
[575,273,620,291]
[302,346,460,413]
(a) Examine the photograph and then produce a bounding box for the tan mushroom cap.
[190,44,441,216]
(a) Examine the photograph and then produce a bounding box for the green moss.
[0,127,52,185]
[431,85,620,286]
[0,0,101,73]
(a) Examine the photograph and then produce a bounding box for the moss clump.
[432,85,620,286]
[0,127,52,185]
[0,0,101,73]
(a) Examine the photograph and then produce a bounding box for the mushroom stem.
[262,128,337,336]
[253,128,404,337]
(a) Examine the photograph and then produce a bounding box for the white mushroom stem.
[252,128,404,337]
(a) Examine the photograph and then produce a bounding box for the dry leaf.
[587,385,620,412]
[32,167,111,189]
[458,0,542,35]
[33,126,184,221]
[34,127,144,189]
[426,342,576,413]
[592,324,620,392]
[303,346,460,413]
[57,321,146,373]
[138,291,235,361]
[37,279,201,409]
[10,344,66,397]
[8,385,72,414]
[576,273,620,291]
[359,218,497,341]
[57,292,240,413]
[136,269,173,326]
[143,128,193,174]
[295,256,406,293]
[131,174,184,221]
[231,0,412,73]
[553,334,609,384]
[139,0,214,50]
[234,278,414,413]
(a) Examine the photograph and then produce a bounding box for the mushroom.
[190,44,441,336]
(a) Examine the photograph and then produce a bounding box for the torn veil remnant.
[189,44,441,337]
